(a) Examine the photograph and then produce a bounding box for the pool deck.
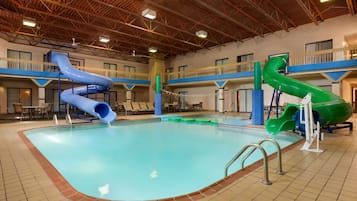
[0,112,356,201]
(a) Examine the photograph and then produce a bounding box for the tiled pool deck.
[0,113,357,201]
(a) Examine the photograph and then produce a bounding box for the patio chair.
[123,102,135,115]
[132,102,145,113]
[13,103,28,120]
[146,102,155,112]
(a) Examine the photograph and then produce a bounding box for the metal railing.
[0,57,149,80]
[241,138,284,175]
[224,138,284,185]
[166,45,357,80]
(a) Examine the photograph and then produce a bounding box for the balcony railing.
[166,45,357,80]
[0,58,149,80]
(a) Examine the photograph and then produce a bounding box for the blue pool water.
[24,119,301,200]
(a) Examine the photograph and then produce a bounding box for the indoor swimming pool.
[23,118,301,200]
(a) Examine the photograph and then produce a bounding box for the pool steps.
[224,138,284,185]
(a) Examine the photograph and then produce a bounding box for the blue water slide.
[50,51,117,123]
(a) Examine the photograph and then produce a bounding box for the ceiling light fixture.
[196,30,208,39]
[99,36,110,43]
[148,47,158,53]
[23,17,36,27]
[142,8,157,20]
[320,0,330,3]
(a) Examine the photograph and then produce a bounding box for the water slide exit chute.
[263,56,352,135]
[50,51,117,123]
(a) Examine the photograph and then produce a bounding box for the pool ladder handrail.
[241,138,285,175]
[224,138,284,185]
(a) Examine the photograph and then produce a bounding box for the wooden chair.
[38,103,52,119]
[13,103,28,120]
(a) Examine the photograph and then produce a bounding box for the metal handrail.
[241,138,284,175]
[224,143,272,185]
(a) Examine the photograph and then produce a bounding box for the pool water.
[24,119,301,200]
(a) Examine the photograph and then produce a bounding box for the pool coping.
[18,127,303,201]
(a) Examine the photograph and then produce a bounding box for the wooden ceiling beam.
[194,0,263,37]
[12,3,190,53]
[41,0,205,49]
[147,0,241,41]
[310,0,325,21]
[243,0,289,32]
[295,0,319,25]
[91,0,220,45]
[224,0,274,33]
[346,0,356,15]
[265,0,297,27]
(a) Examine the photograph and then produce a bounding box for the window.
[7,88,32,113]
[237,53,253,72]
[166,67,174,80]
[178,65,187,78]
[104,63,118,78]
[7,49,32,70]
[124,65,136,79]
[305,39,333,64]
[215,58,228,74]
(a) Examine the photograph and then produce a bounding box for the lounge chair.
[123,102,135,115]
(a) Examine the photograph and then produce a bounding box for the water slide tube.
[51,52,117,123]
[263,56,352,135]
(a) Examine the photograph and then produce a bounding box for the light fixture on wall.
[99,36,110,43]
[148,47,158,53]
[142,8,157,19]
[23,17,36,27]
[196,30,208,39]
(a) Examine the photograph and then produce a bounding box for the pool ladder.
[224,138,284,185]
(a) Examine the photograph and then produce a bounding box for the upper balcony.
[166,46,357,86]
[0,58,150,86]
[0,46,356,87]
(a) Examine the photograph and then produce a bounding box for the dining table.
[22,105,47,120]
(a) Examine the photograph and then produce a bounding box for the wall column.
[126,90,132,103]
[218,88,224,113]
[331,82,341,96]
[148,56,165,104]
[38,87,45,105]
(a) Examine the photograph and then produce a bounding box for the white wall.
[166,14,357,111]
[0,38,148,72]
[168,14,357,70]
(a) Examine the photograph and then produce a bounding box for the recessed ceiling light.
[148,47,158,53]
[320,0,330,3]
[142,8,156,20]
[23,17,36,27]
[196,30,208,39]
[99,36,110,43]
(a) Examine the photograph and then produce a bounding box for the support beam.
[41,0,205,49]
[295,0,319,25]
[346,0,356,15]
[243,0,289,32]
[195,0,263,36]
[224,0,275,33]
[147,0,241,41]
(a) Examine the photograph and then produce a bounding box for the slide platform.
[51,52,117,123]
[263,56,352,135]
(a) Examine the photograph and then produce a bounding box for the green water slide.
[263,56,352,135]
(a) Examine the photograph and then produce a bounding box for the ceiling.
[0,0,356,61]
